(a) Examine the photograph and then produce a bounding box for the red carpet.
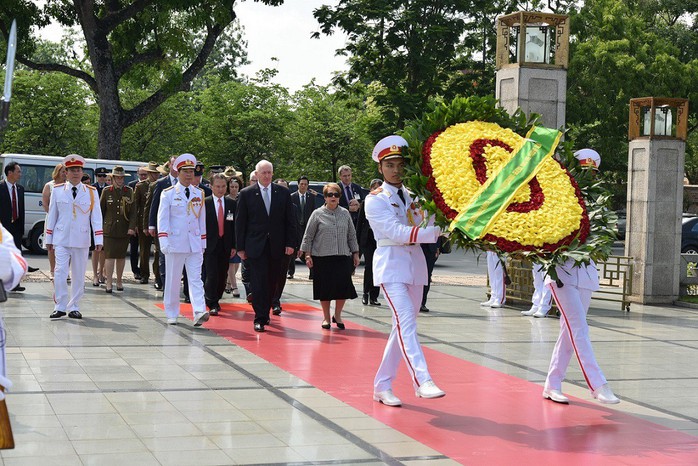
[161,302,698,464]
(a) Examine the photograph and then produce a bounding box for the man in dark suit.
[236,160,296,332]
[148,156,178,291]
[289,175,318,279]
[337,165,364,225]
[0,162,27,291]
[127,166,149,280]
[203,174,236,315]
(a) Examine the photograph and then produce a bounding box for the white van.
[1,153,145,253]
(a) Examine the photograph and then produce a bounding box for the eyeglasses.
[97,174,107,178]
[325,192,341,198]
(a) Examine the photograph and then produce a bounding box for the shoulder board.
[54,183,65,187]
[86,185,97,190]
[163,186,175,191]
[369,187,383,195]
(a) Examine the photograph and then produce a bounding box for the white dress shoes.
[480,299,495,307]
[593,384,620,404]
[543,388,569,404]
[489,301,504,308]
[167,318,178,325]
[194,312,210,327]
[521,307,538,316]
[415,380,445,399]
[533,308,549,318]
[373,389,402,407]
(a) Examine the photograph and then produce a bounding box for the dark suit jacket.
[205,196,236,252]
[235,183,296,259]
[198,183,212,198]
[92,182,108,198]
[338,182,364,223]
[0,180,25,246]
[355,202,375,251]
[290,191,318,228]
[148,175,174,229]
[128,179,139,190]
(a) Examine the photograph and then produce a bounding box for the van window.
[15,164,55,193]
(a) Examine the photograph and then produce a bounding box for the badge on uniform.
[226,213,234,221]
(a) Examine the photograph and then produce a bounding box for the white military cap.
[63,154,86,168]
[173,153,197,172]
[372,135,408,163]
[574,148,601,169]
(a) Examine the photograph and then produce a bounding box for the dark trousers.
[422,245,438,306]
[204,241,230,309]
[247,242,285,325]
[362,246,380,300]
[272,253,293,307]
[138,233,153,280]
[3,221,22,250]
[241,259,250,295]
[129,234,140,274]
[287,256,295,277]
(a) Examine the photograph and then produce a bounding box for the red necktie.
[217,198,224,237]
[11,184,18,222]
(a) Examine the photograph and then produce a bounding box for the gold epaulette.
[163,186,175,191]
[370,187,383,195]
[54,183,65,187]
[86,184,97,190]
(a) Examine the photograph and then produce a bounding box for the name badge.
[226,213,234,221]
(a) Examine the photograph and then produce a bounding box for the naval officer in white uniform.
[366,135,445,407]
[45,154,103,319]
[157,153,209,326]
[542,149,619,405]
[481,251,506,308]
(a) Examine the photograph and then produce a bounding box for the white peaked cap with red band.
[174,153,197,172]
[63,154,86,168]
[372,135,408,163]
[574,148,601,169]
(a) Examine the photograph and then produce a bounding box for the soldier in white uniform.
[1,223,28,383]
[366,135,445,407]
[157,153,209,326]
[481,251,506,307]
[521,263,552,317]
[45,154,103,319]
[542,149,619,405]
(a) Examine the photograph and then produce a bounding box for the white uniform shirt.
[365,183,440,286]
[157,184,206,253]
[0,223,28,290]
[45,182,103,248]
[544,258,600,291]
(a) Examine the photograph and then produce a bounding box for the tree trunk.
[97,104,124,160]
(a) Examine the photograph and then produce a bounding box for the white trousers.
[164,252,206,320]
[545,283,607,392]
[531,264,552,312]
[486,251,506,303]
[374,282,432,392]
[53,246,89,312]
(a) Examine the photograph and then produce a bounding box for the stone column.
[496,67,566,129]
[625,97,689,303]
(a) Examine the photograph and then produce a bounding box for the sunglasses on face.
[97,174,107,178]
[325,192,341,198]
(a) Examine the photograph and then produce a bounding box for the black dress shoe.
[332,316,345,330]
[321,322,331,329]
[369,299,381,306]
[68,311,82,319]
[154,282,163,290]
[246,293,253,304]
[116,286,124,291]
[272,306,282,315]
[11,285,25,292]
[362,293,368,305]
[134,273,142,281]
[184,296,191,304]
[140,278,149,284]
[50,310,66,319]
[105,288,113,294]
[28,266,39,273]
[254,323,265,332]
[420,305,430,313]
[209,307,220,316]
[287,275,294,279]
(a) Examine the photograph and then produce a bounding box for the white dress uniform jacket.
[544,259,600,291]
[0,223,28,291]
[157,184,206,253]
[45,183,103,248]
[365,184,440,286]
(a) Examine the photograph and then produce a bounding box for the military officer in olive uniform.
[134,162,160,284]
[100,166,137,293]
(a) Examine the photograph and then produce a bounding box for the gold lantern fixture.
[628,97,689,141]
[496,11,570,70]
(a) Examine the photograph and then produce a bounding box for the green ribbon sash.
[449,126,562,239]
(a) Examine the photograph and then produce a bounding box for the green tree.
[313,0,474,129]
[193,71,292,178]
[0,70,96,156]
[286,84,374,186]
[1,0,282,160]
